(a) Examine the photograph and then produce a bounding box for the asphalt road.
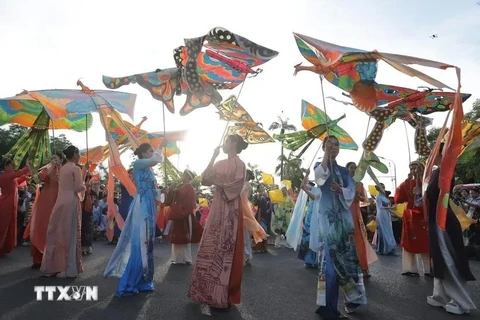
[0,241,479,320]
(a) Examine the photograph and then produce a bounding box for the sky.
[1,0,479,193]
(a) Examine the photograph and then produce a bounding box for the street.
[0,241,479,320]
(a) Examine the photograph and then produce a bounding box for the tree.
[97,163,109,184]
[50,134,73,153]
[275,154,306,191]
[247,162,263,191]
[425,98,480,183]
[465,98,480,121]
[0,125,27,156]
[269,115,297,180]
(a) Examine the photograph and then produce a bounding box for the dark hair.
[63,145,79,160]
[54,151,64,159]
[256,183,265,192]
[246,169,254,181]
[439,142,445,155]
[134,143,153,159]
[228,134,248,154]
[1,158,13,171]
[127,168,133,174]
[346,161,356,169]
[53,152,66,165]
[322,135,339,150]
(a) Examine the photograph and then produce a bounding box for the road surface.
[0,241,479,320]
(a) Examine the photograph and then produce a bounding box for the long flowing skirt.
[376,210,397,255]
[104,195,155,297]
[41,200,83,277]
[188,198,244,308]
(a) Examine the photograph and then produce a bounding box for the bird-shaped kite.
[217,95,274,144]
[103,27,278,115]
[293,33,458,112]
[275,100,358,158]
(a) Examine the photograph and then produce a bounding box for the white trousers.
[244,228,253,260]
[402,249,430,274]
[275,234,282,247]
[171,243,192,264]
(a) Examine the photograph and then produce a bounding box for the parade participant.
[41,146,85,278]
[104,143,164,296]
[28,152,63,268]
[346,162,378,276]
[252,184,271,253]
[314,136,366,319]
[374,183,397,256]
[424,144,476,315]
[165,169,203,265]
[272,186,294,248]
[81,174,95,255]
[243,170,255,265]
[113,168,134,241]
[188,134,248,314]
[394,161,430,277]
[241,169,268,266]
[0,158,30,256]
[297,175,321,268]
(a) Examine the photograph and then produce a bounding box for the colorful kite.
[103,27,278,115]
[293,33,457,112]
[217,95,274,144]
[275,100,357,157]
[329,85,471,156]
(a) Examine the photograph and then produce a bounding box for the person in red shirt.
[394,161,430,277]
[165,170,203,264]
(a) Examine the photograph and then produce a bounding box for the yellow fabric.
[366,220,377,232]
[262,173,274,185]
[269,189,285,204]
[449,199,476,231]
[368,185,378,197]
[392,202,407,218]
[198,198,208,208]
[281,180,292,190]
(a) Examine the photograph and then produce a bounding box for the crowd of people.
[0,134,479,318]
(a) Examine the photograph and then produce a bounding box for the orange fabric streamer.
[436,68,464,231]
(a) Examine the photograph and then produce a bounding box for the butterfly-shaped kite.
[103,27,278,115]
[217,95,274,144]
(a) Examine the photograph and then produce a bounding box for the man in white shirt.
[464,187,480,219]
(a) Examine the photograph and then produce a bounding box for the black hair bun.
[239,138,248,150]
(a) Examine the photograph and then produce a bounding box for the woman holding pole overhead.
[104,143,164,297]
[189,134,249,314]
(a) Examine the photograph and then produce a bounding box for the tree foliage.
[425,98,480,183]
[275,154,306,191]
